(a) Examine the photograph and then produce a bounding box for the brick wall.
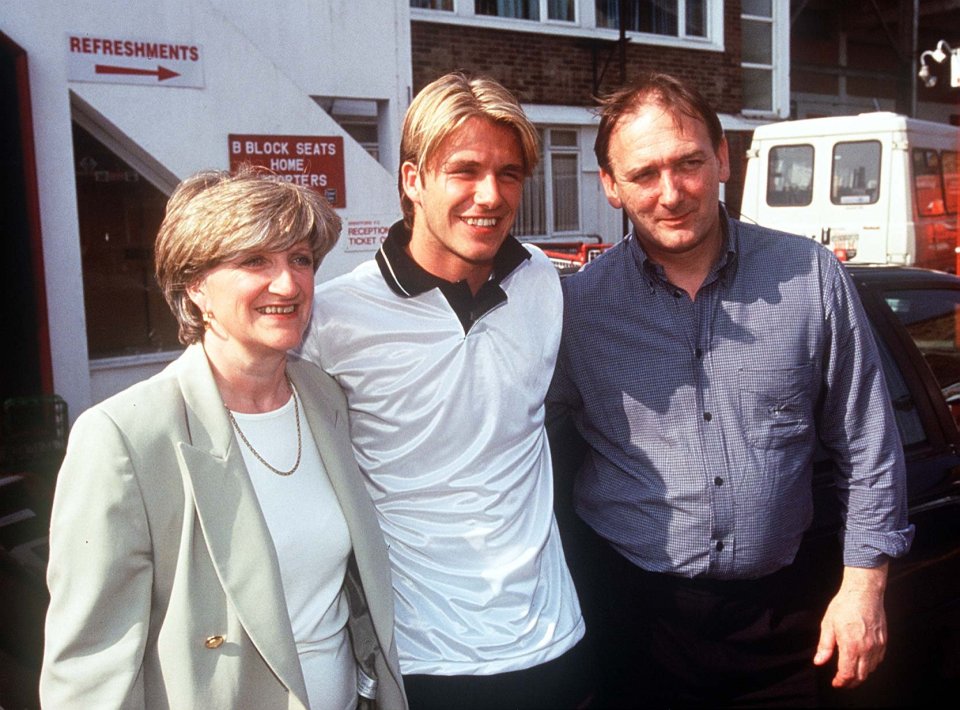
[411,2,743,112]
[410,2,751,209]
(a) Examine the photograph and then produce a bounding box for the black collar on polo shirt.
[376,220,531,334]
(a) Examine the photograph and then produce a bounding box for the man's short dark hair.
[594,72,724,173]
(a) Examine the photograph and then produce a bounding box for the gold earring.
[202,311,214,329]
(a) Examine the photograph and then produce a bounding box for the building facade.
[2,0,413,419]
[790,0,960,123]
[11,1,952,423]
[411,0,790,242]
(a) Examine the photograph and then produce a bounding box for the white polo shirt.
[300,225,584,676]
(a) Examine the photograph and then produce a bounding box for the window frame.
[71,94,182,365]
[515,126,583,239]
[870,318,927,448]
[594,0,708,39]
[71,121,181,361]
[314,96,385,166]
[830,139,882,206]
[473,0,578,23]
[942,150,958,215]
[910,146,949,218]
[765,143,814,207]
[856,276,960,451]
[879,285,960,441]
[740,0,789,119]
[410,0,724,51]
[410,0,454,10]
[546,128,582,235]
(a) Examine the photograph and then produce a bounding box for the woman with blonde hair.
[40,169,406,710]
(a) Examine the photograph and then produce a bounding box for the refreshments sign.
[66,34,204,88]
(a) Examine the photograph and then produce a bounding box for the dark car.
[4,266,960,707]
[826,265,960,706]
[549,264,960,708]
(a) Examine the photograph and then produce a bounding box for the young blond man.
[301,72,591,709]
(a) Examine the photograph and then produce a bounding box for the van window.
[766,144,813,206]
[942,150,957,215]
[913,149,946,217]
[831,141,881,205]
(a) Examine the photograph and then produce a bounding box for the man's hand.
[813,563,889,688]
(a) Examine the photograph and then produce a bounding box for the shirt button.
[673,290,682,298]
[715,541,724,552]
[703,412,712,421]
[714,476,723,486]
[695,347,703,359]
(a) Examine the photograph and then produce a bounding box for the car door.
[856,274,960,506]
[821,271,960,706]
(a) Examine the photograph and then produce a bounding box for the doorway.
[0,32,50,402]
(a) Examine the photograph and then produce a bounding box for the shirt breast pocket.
[739,365,814,449]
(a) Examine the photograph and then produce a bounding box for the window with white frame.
[411,0,453,10]
[595,0,706,38]
[515,128,581,238]
[410,0,721,45]
[314,97,384,165]
[411,1,575,20]
[741,0,788,116]
[476,0,576,21]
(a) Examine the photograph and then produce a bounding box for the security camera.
[931,40,951,64]
[918,40,960,89]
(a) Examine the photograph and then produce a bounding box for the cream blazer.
[40,344,406,710]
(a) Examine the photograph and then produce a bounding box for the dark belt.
[615,554,802,598]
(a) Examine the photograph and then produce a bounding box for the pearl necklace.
[225,378,302,476]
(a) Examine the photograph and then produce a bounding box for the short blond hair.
[155,168,341,344]
[399,72,540,228]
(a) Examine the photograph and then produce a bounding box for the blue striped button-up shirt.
[549,212,914,579]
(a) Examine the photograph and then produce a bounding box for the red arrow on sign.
[94,64,181,81]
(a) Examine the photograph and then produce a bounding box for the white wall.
[1,0,411,420]
[209,0,412,172]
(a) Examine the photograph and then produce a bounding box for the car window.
[870,322,926,446]
[884,289,960,432]
[814,319,926,465]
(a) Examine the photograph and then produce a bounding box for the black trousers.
[591,541,826,708]
[402,636,598,710]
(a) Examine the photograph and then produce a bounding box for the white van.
[739,112,958,272]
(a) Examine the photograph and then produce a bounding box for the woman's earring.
[202,311,214,330]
